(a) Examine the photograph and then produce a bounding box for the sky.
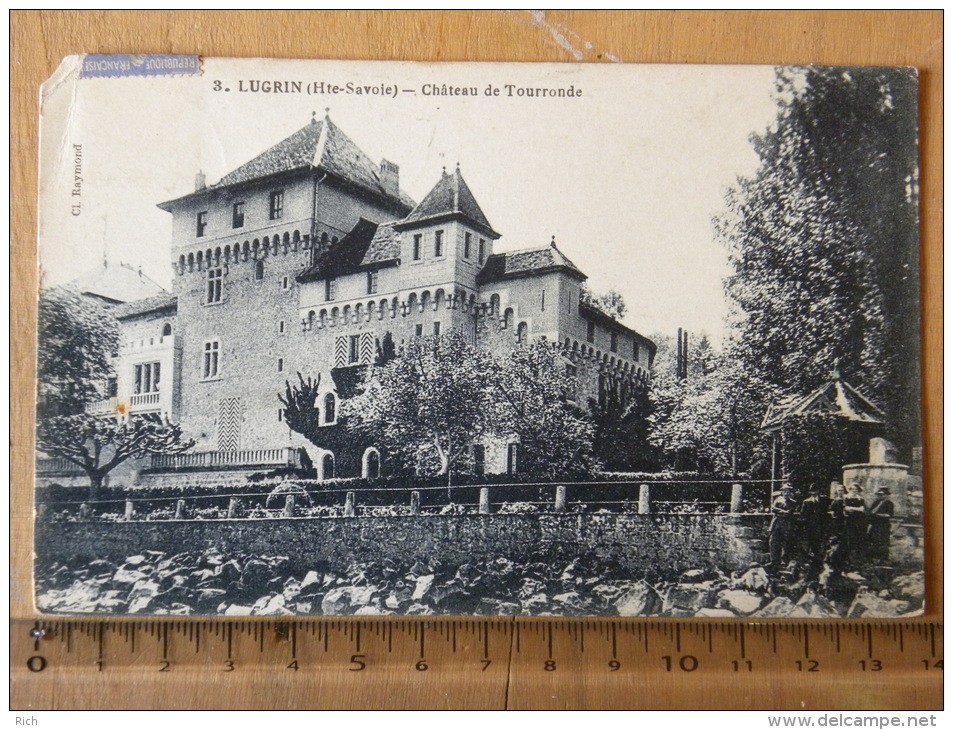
[38,58,779,344]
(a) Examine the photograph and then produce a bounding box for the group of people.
[768,481,895,571]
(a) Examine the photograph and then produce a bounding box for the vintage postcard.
[33,56,924,618]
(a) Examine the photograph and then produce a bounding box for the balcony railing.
[130,392,161,408]
[36,457,84,474]
[150,447,302,470]
[86,397,121,415]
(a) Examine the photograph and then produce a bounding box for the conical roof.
[396,166,499,238]
[762,379,885,432]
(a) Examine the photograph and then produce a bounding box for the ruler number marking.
[662,655,698,672]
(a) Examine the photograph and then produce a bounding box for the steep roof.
[69,261,167,305]
[159,115,415,211]
[297,218,397,282]
[112,292,178,320]
[477,241,585,284]
[395,166,499,239]
[361,222,401,267]
[762,379,886,432]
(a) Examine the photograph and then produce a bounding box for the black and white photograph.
[33,57,924,619]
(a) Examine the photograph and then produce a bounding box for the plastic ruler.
[10,618,943,710]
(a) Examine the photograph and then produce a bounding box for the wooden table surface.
[10,10,943,710]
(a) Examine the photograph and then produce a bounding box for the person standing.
[843,483,868,568]
[866,487,895,564]
[769,483,798,567]
[799,483,832,565]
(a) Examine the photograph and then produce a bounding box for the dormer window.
[196,211,208,237]
[269,190,284,220]
[434,230,444,257]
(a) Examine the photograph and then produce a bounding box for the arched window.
[177,255,185,274]
[242,241,250,261]
[254,259,264,280]
[517,322,528,344]
[321,453,335,481]
[362,448,381,479]
[323,393,336,424]
[435,289,445,310]
[490,294,500,314]
[162,322,172,337]
[502,308,514,329]
[420,290,431,313]
[321,232,329,249]
[272,235,280,255]
[187,252,195,271]
[307,310,315,328]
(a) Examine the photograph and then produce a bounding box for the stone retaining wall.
[35,513,770,574]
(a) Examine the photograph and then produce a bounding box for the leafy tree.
[648,332,778,476]
[491,340,597,479]
[342,331,498,477]
[36,286,119,416]
[580,284,627,320]
[715,66,920,455]
[36,415,194,499]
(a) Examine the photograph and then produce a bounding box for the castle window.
[325,277,336,302]
[516,322,528,344]
[610,332,619,353]
[464,232,472,259]
[323,394,336,425]
[206,268,223,304]
[162,323,172,337]
[362,448,381,479]
[279,320,285,334]
[277,358,284,373]
[433,321,441,336]
[196,211,208,238]
[541,290,546,311]
[278,408,284,422]
[586,320,595,343]
[282,276,290,290]
[434,230,444,257]
[269,190,284,220]
[232,201,245,228]
[633,342,640,361]
[367,270,378,295]
[348,334,360,364]
[479,239,486,264]
[413,234,422,261]
[254,260,264,280]
[321,453,335,480]
[415,324,423,337]
[134,362,161,394]
[203,340,220,379]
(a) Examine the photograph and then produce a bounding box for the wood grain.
[10,10,942,710]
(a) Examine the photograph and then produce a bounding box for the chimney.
[195,171,206,192]
[379,159,399,198]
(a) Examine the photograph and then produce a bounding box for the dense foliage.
[715,66,920,456]
[36,286,120,416]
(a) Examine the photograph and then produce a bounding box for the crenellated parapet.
[174,226,311,276]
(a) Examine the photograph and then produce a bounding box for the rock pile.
[34,551,924,618]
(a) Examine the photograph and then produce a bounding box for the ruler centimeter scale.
[13,619,943,674]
